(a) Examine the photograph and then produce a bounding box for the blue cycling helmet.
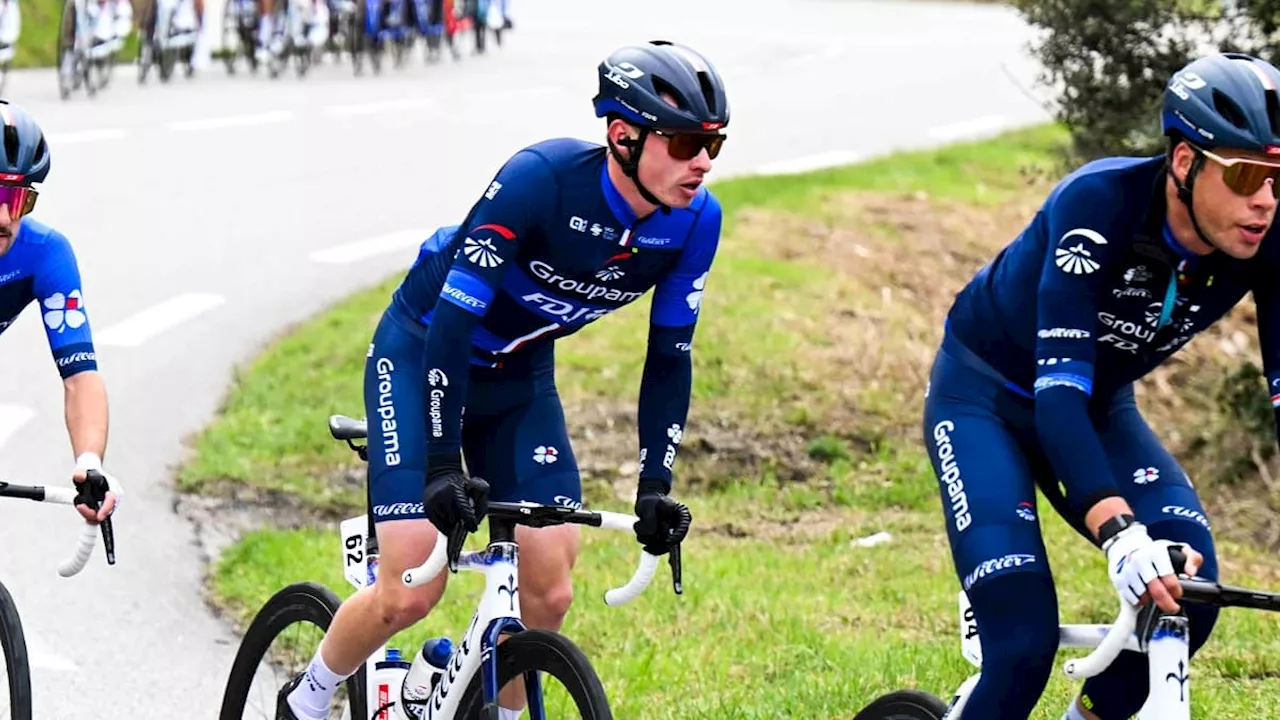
[592,40,730,132]
[1160,52,1280,251]
[592,41,729,211]
[1162,52,1280,154]
[0,101,49,185]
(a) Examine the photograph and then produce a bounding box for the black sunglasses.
[651,129,726,160]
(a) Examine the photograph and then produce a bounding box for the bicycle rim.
[0,582,32,720]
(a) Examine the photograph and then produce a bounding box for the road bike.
[218,414,683,720]
[264,0,328,78]
[220,0,263,74]
[0,469,122,720]
[57,0,129,100]
[853,549,1280,719]
[137,0,200,83]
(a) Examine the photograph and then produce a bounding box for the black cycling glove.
[633,479,692,555]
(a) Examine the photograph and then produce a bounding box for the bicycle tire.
[56,0,76,99]
[0,580,33,720]
[217,581,366,720]
[456,629,611,719]
[852,690,950,720]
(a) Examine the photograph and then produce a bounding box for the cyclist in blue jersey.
[278,39,727,720]
[924,51,1280,720]
[0,101,115,523]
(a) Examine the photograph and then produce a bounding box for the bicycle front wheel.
[457,629,611,719]
[853,690,950,720]
[0,580,33,720]
[218,581,365,720]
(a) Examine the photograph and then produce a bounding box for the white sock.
[499,708,523,720]
[1062,700,1089,720]
[288,650,351,720]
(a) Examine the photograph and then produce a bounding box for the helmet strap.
[1168,152,1220,251]
[607,128,671,214]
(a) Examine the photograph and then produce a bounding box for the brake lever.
[446,525,468,573]
[79,470,117,566]
[669,543,683,595]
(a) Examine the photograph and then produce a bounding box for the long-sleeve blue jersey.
[391,137,722,491]
[946,154,1280,512]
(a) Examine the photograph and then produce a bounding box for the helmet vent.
[651,76,688,111]
[2,126,17,168]
[1212,88,1249,130]
[697,71,718,115]
[31,135,46,168]
[1266,89,1280,139]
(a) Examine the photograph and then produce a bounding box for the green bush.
[1011,0,1280,159]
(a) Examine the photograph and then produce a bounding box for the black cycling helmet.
[1161,52,1280,249]
[0,101,49,185]
[592,40,730,210]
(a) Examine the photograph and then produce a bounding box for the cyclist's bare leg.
[287,518,448,716]
[497,523,581,711]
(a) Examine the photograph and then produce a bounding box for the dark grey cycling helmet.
[0,101,49,185]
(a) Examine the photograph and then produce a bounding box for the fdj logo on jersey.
[520,293,613,325]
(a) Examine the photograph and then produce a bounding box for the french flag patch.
[1272,393,1280,408]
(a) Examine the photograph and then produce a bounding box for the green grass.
[186,121,1280,718]
[17,0,66,68]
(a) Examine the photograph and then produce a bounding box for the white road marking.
[0,403,33,451]
[25,630,79,672]
[750,150,862,176]
[167,111,296,132]
[325,98,437,117]
[95,293,227,348]
[927,114,1009,142]
[46,128,128,145]
[310,229,431,264]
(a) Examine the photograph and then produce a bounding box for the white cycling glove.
[1103,520,1180,606]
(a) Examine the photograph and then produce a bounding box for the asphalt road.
[0,0,1051,715]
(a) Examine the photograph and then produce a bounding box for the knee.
[376,582,441,632]
[523,578,574,627]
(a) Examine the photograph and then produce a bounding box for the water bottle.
[371,647,411,720]
[400,637,454,720]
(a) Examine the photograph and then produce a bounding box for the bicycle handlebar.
[0,470,123,578]
[400,503,672,606]
[1064,548,1280,680]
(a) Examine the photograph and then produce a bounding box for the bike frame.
[340,514,540,720]
[325,414,666,720]
[339,507,658,720]
[944,589,1191,719]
